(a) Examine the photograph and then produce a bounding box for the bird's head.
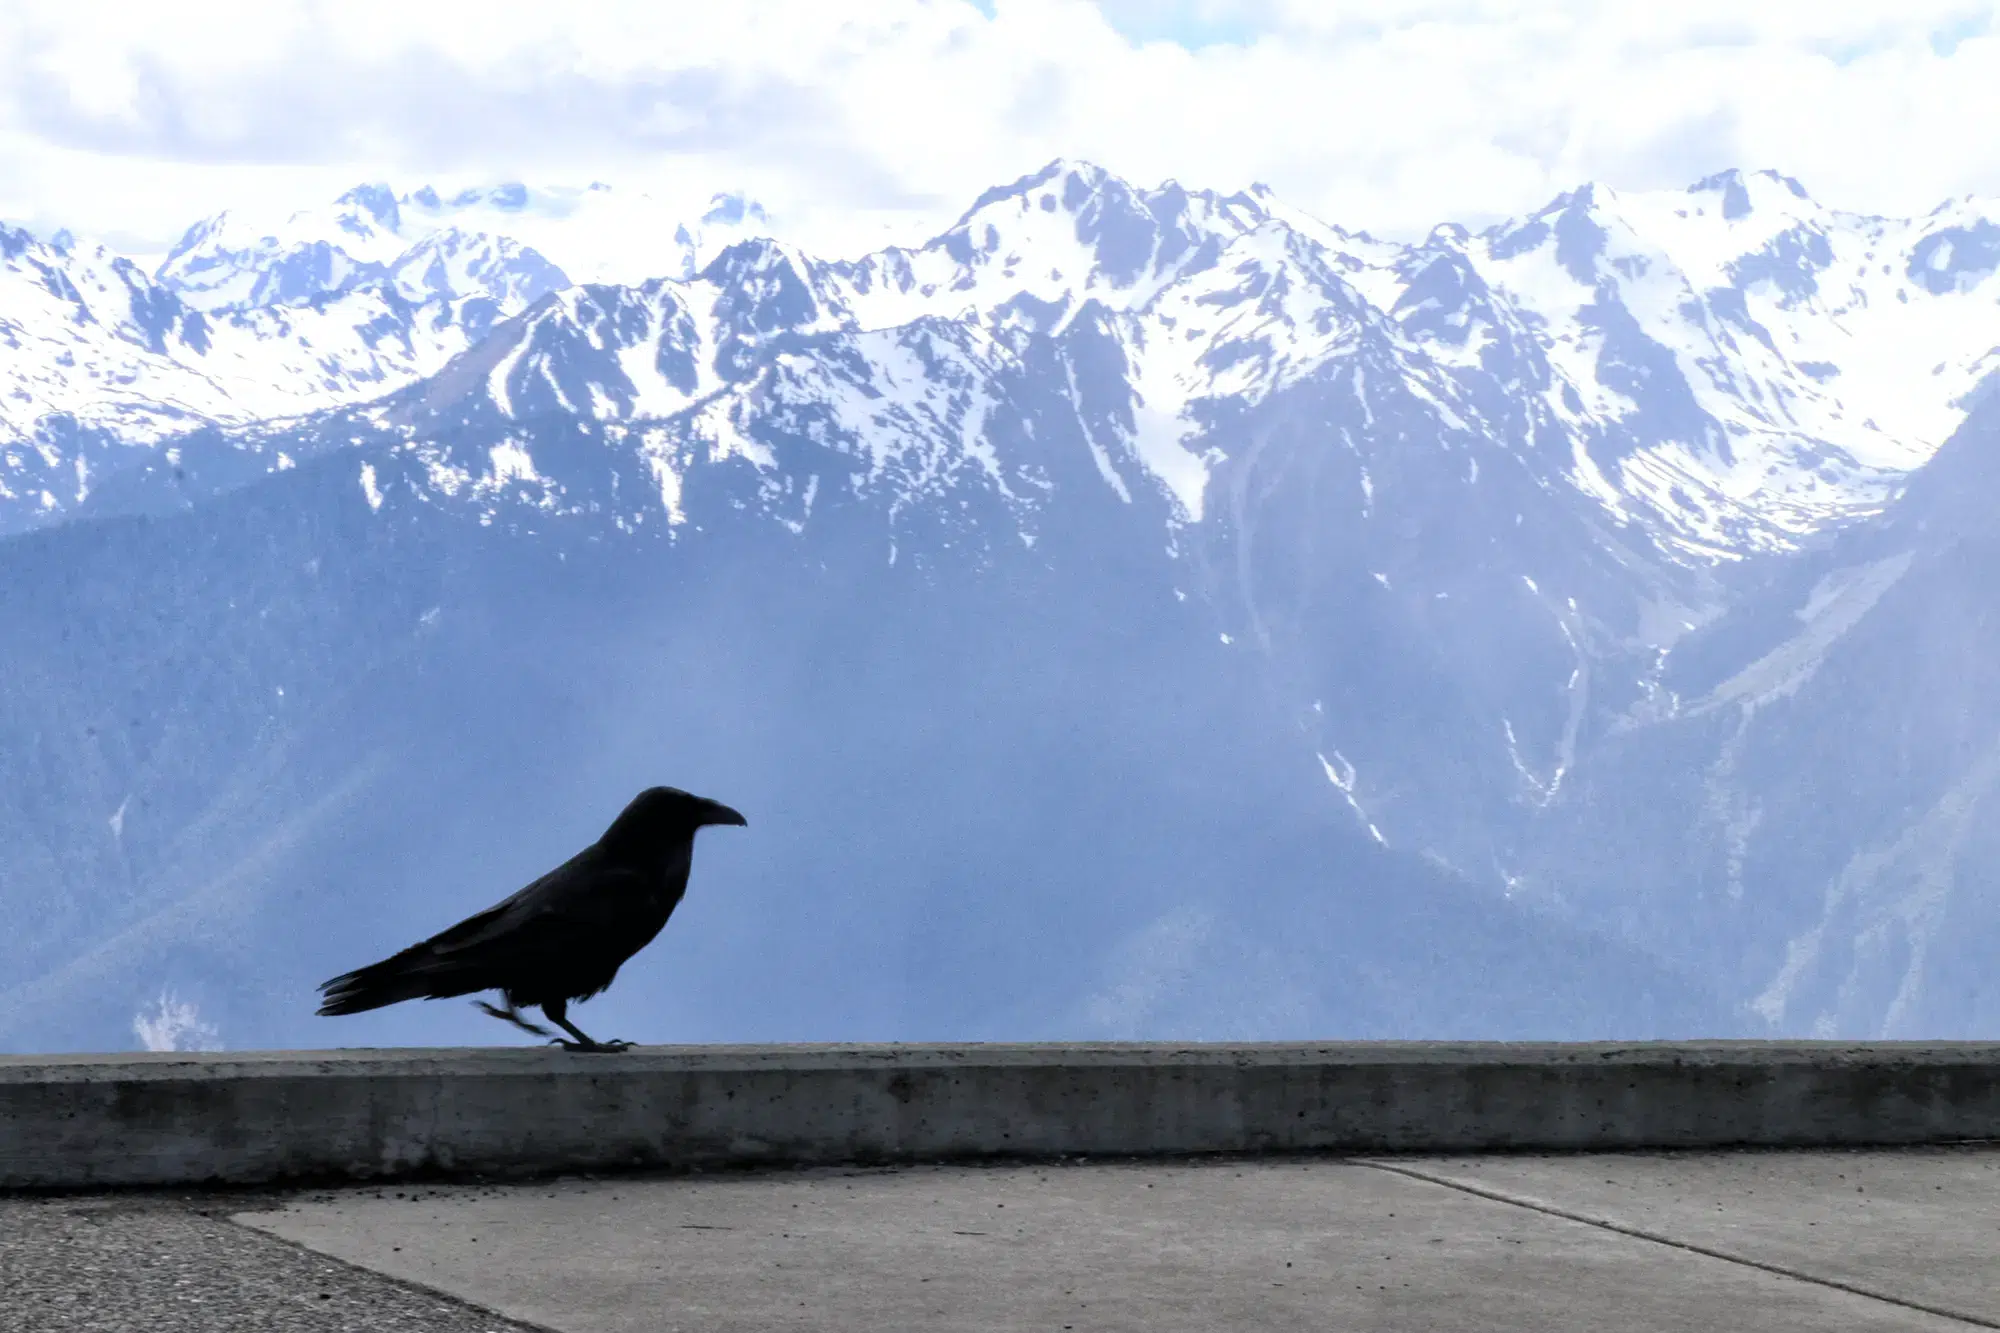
[601,785,748,853]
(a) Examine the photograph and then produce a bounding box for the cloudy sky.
[3,0,1998,258]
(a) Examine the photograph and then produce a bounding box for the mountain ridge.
[9,160,2000,1048]
[11,159,2000,554]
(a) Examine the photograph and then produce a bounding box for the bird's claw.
[547,1037,634,1053]
[474,1000,553,1038]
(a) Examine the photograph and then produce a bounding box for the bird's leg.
[473,999,553,1039]
[541,998,632,1053]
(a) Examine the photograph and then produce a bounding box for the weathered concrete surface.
[2,1193,537,1333]
[234,1153,1999,1332]
[8,1042,2000,1189]
[1369,1147,2000,1324]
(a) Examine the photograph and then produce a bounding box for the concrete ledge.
[5,1041,2000,1189]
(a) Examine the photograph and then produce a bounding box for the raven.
[316,786,746,1051]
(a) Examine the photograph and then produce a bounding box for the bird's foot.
[474,1000,552,1038]
[547,1037,634,1053]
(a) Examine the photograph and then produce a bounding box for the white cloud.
[2,0,1998,257]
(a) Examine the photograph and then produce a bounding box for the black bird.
[316,786,747,1051]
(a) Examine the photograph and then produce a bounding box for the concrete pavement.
[10,1148,2000,1331]
[1,1191,536,1333]
[1371,1148,2000,1322]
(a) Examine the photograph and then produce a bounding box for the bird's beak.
[703,802,748,828]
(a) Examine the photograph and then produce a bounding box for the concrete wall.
[5,1042,2000,1189]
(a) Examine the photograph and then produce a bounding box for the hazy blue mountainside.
[1518,396,2000,1037]
[6,159,2000,1049]
[0,421,1723,1051]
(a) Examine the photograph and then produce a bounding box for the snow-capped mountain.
[10,158,2000,1050]
[0,221,508,527]
[321,162,2000,554]
[0,182,777,534]
[157,180,770,311]
[1461,170,2000,555]
[13,159,2000,550]
[25,159,1986,853]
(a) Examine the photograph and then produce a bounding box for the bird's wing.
[316,851,651,1013]
[428,857,651,958]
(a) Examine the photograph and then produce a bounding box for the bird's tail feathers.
[315,942,486,1016]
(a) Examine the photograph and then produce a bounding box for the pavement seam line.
[225,1211,564,1333]
[1354,1160,2000,1330]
